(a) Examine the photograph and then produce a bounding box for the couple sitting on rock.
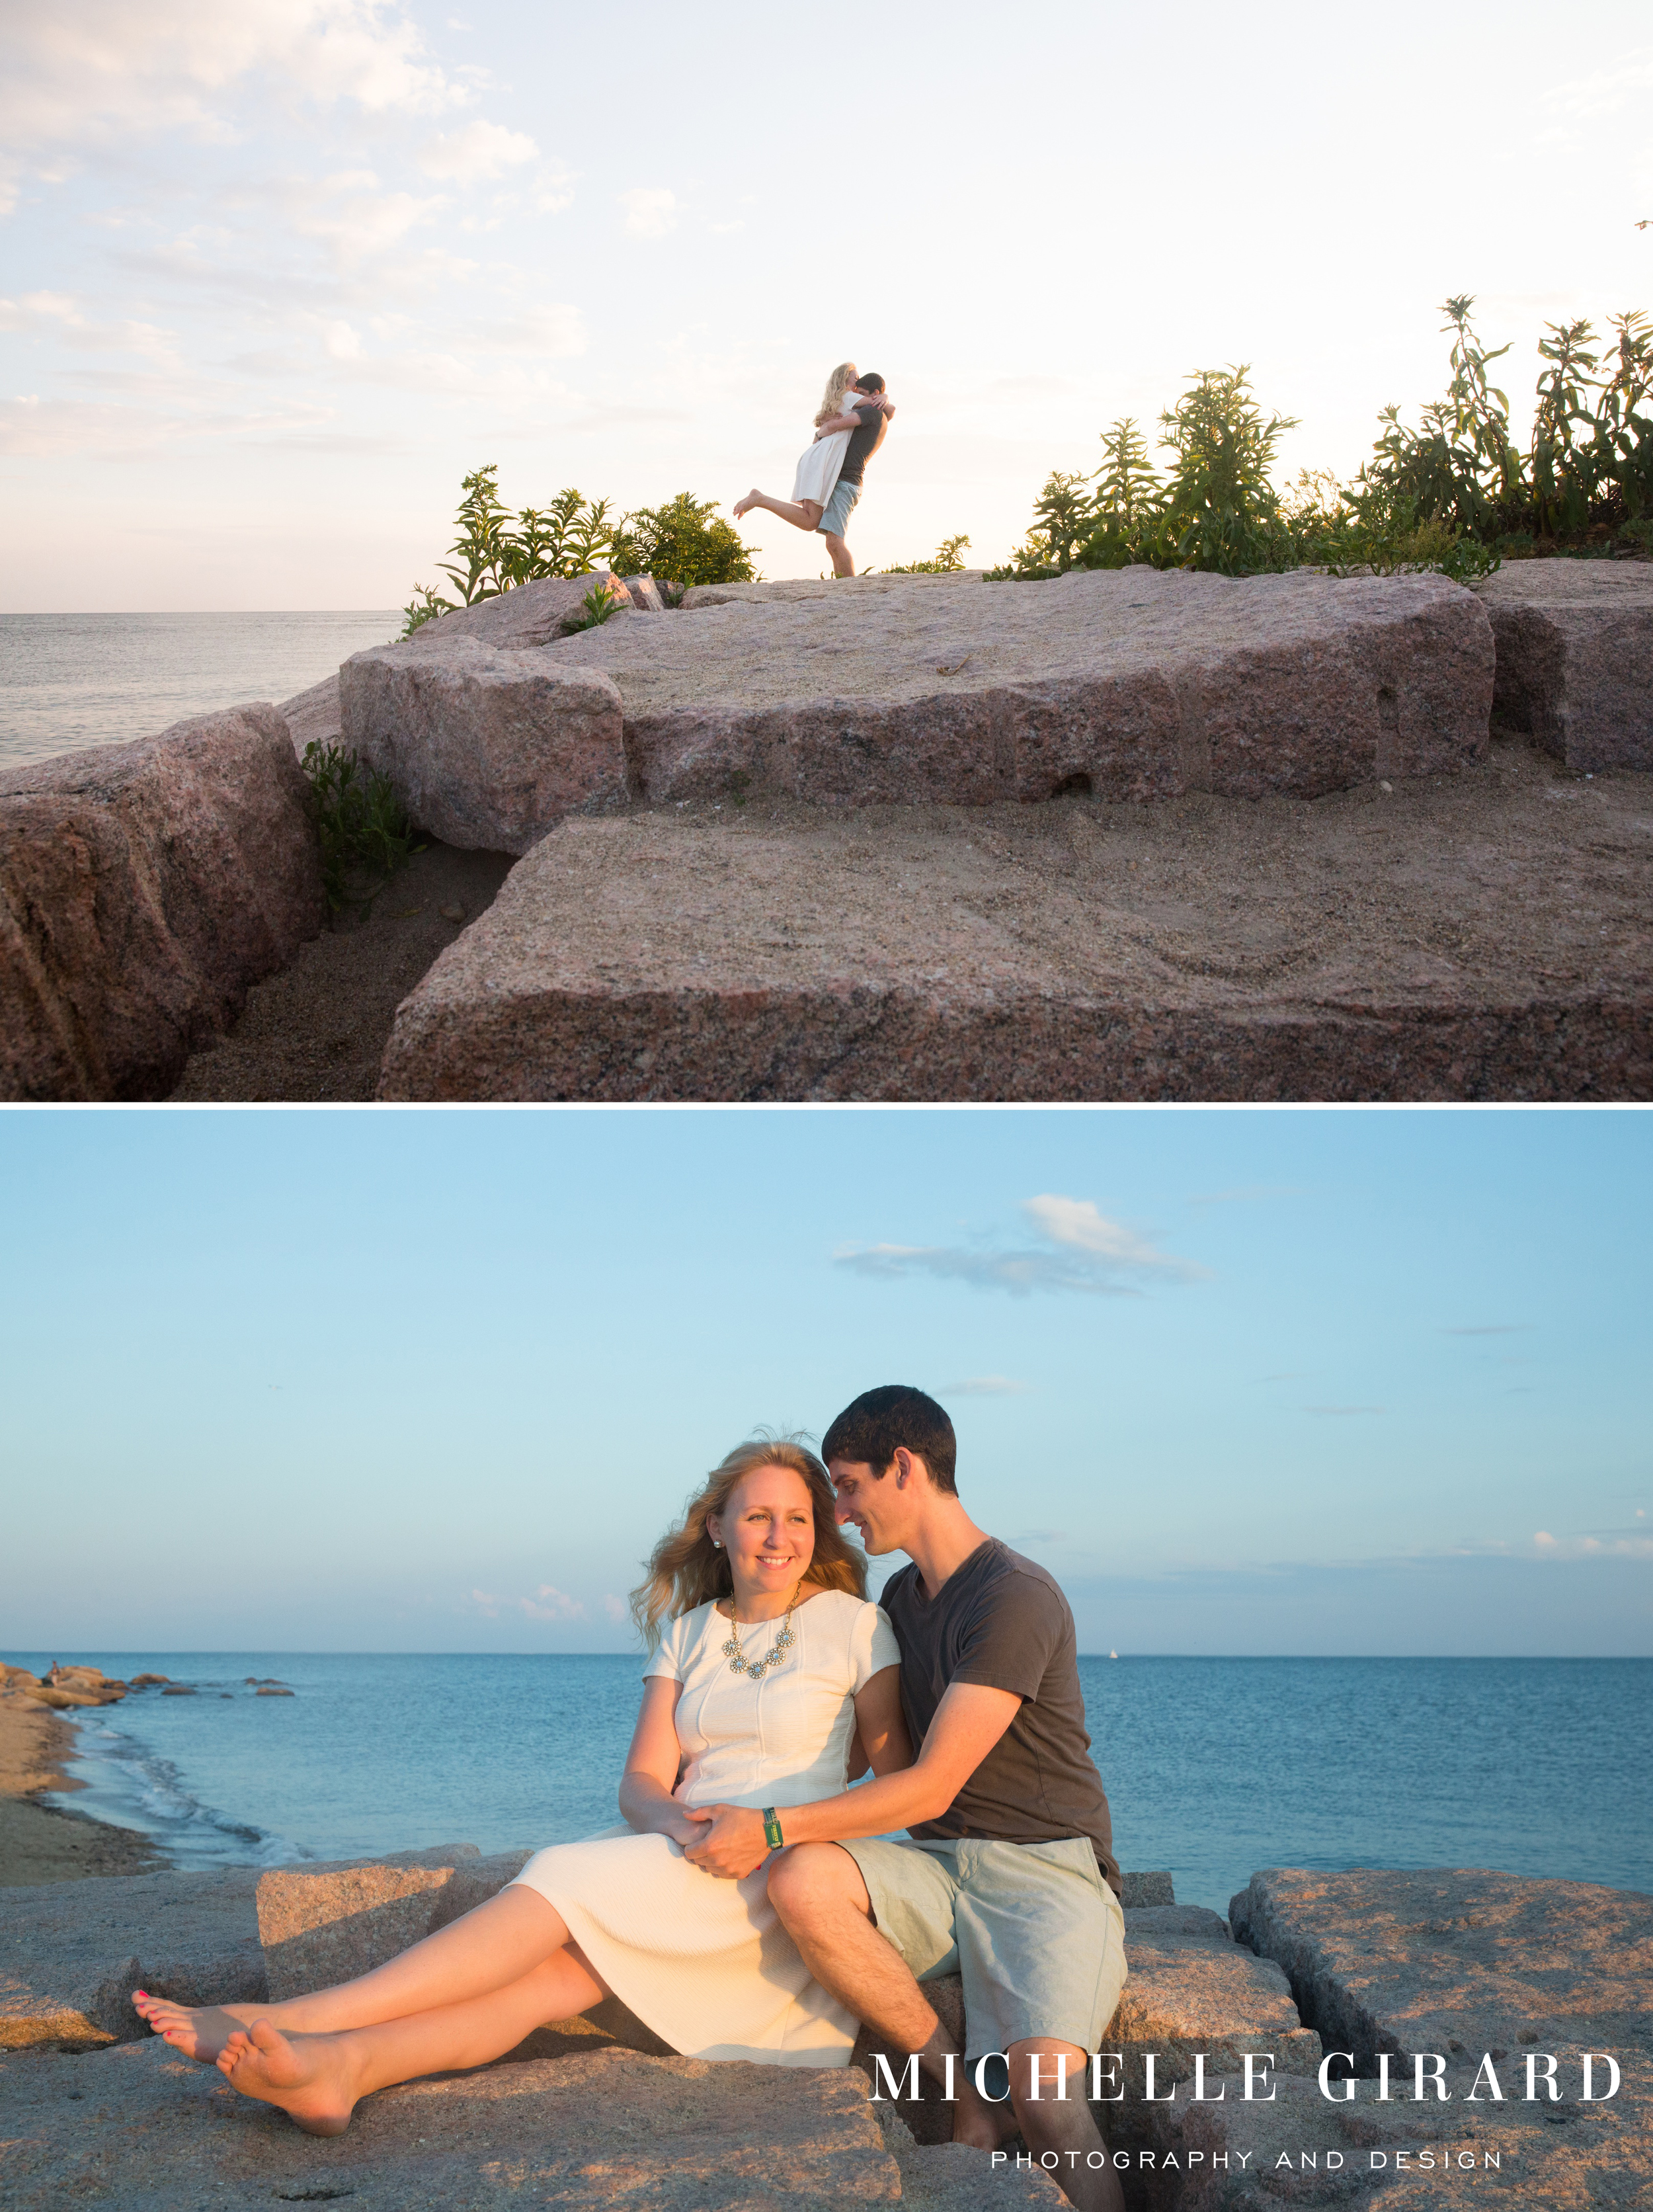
[135,1386,1130,2212]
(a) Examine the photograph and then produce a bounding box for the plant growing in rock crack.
[302,741,425,917]
[564,580,624,632]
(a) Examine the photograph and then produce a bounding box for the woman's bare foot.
[133,1991,260,2063]
[732,490,762,519]
[218,2022,357,2137]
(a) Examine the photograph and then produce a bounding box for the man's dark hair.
[853,372,885,393]
[821,1385,957,1495]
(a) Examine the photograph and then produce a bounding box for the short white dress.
[791,411,853,508]
[509,1588,900,2066]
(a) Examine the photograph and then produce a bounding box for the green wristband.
[762,1807,784,1849]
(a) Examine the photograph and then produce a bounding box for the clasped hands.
[673,1802,774,1879]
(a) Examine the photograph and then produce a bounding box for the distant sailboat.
[1109,1649,1118,1659]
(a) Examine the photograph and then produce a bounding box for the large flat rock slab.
[0,1848,484,2051]
[0,2039,906,2210]
[1230,1867,1653,2090]
[1475,560,1653,772]
[378,744,1653,1101]
[0,706,325,1099]
[550,567,1493,807]
[1141,2069,1650,2210]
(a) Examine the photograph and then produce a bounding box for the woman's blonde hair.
[629,1433,867,1651]
[814,362,859,428]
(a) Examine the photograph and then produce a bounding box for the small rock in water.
[256,1686,295,1696]
[130,1673,169,1686]
[161,1686,197,1696]
[440,903,466,922]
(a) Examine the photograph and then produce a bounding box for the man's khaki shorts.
[841,1834,1128,2061]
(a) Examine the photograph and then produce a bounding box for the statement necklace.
[723,1584,801,1681]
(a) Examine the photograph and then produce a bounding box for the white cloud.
[602,1594,629,1623]
[420,118,536,183]
[469,1582,587,1621]
[1023,1195,1201,1278]
[620,187,676,239]
[1533,1530,1653,1559]
[836,1196,1205,1299]
[323,318,362,359]
[0,292,183,370]
[479,302,586,356]
[0,1,467,212]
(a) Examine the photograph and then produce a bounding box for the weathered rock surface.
[1475,560,1653,771]
[0,2039,910,2210]
[402,571,634,650]
[1230,1867,1653,2086]
[377,751,1653,1102]
[548,567,1492,806]
[1142,2070,1650,2211]
[0,706,326,1100]
[1,1867,266,2049]
[276,671,342,755]
[1,1849,482,2050]
[341,639,627,853]
[1123,1872,1178,1909]
[624,574,668,612]
[259,1852,477,2001]
[1113,1931,1322,2092]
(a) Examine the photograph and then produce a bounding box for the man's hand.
[682,1803,770,1879]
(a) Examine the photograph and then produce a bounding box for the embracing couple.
[733,360,894,578]
[134,1386,1130,2212]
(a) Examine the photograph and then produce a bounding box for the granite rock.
[1127,1906,1230,1939]
[549,567,1492,806]
[256,1846,481,2000]
[0,1867,265,2050]
[1230,1867,1653,2090]
[1141,2070,1650,2211]
[375,764,1653,1102]
[0,706,326,1100]
[1123,1872,1178,1909]
[0,2038,903,2210]
[410,572,634,651]
[1111,1932,1322,2094]
[623,575,667,612]
[276,672,343,755]
[340,638,627,853]
[1475,560,1653,771]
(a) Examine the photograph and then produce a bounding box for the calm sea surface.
[11,1655,1649,1913]
[0,612,400,771]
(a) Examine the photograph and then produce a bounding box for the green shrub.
[610,492,758,587]
[302,741,424,915]
[877,533,973,575]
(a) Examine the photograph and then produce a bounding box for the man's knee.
[1007,2039,1090,2111]
[766,1842,867,1927]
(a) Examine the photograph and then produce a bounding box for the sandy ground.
[171,841,513,1101]
[0,1694,167,1887]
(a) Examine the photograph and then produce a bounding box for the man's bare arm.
[682,1681,1019,1876]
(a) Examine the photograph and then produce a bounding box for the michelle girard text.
[867,2050,1623,2104]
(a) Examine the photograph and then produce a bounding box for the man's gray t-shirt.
[881,1538,1121,1893]
[839,401,883,485]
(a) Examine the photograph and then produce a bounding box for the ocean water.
[13,1655,1649,1913]
[0,612,401,772]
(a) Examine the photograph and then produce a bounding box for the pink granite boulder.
[340,639,627,853]
[0,706,325,1100]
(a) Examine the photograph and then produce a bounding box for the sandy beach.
[0,1691,167,1886]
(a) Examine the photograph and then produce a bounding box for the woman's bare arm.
[616,1675,713,1845]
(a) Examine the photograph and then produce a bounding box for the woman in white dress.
[132,1438,911,2135]
[731,361,889,537]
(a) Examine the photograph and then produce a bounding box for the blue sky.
[3,1106,1647,1656]
[2,3,1650,606]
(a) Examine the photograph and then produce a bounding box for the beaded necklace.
[721,1583,801,1680]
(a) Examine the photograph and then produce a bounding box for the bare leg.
[1008,2039,1123,2212]
[821,531,854,577]
[135,1886,579,2061]
[216,1947,602,2137]
[732,489,823,532]
[766,1846,996,2126]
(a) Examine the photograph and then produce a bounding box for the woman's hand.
[668,1806,715,1850]
[682,1803,771,1879]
